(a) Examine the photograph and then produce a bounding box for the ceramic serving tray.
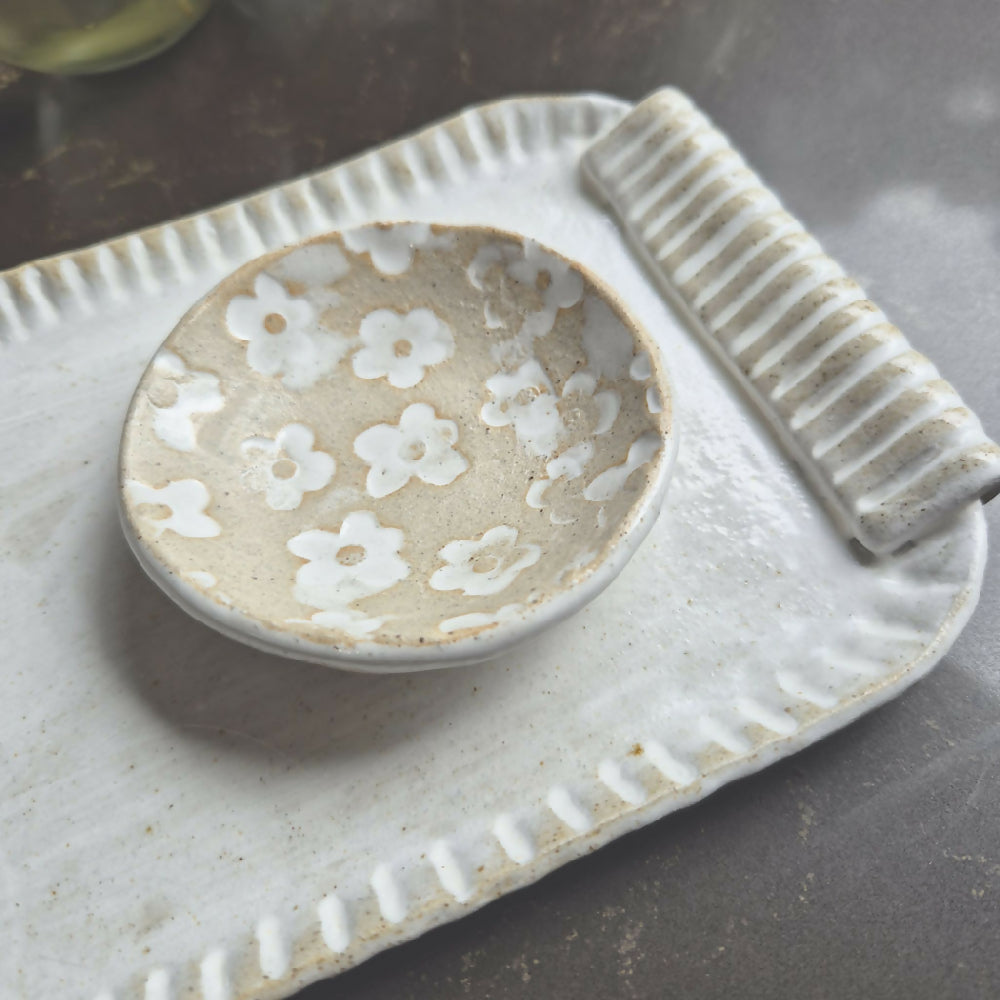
[0,93,990,1000]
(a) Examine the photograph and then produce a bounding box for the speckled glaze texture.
[582,88,1000,555]
[0,94,989,1000]
[118,224,673,668]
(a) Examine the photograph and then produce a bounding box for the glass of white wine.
[0,0,214,75]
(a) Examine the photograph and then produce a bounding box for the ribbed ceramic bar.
[582,88,1000,554]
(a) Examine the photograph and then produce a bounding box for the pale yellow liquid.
[0,0,213,74]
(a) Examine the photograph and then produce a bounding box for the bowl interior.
[119,224,672,665]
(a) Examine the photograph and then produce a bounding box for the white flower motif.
[271,240,350,291]
[299,607,385,639]
[525,441,595,525]
[523,372,623,521]
[558,371,621,438]
[439,603,525,635]
[430,525,540,597]
[481,359,561,457]
[240,423,336,511]
[481,363,620,460]
[352,308,455,388]
[583,431,663,502]
[225,273,348,390]
[147,351,224,452]
[629,351,652,381]
[126,479,221,538]
[580,294,635,380]
[288,512,409,619]
[343,222,456,275]
[354,403,469,499]
[467,238,583,342]
[542,442,596,482]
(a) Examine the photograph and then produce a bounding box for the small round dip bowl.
[119,223,676,671]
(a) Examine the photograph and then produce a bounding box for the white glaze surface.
[0,95,987,1000]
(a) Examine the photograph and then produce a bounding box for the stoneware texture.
[583,89,1000,556]
[118,224,674,670]
[0,94,989,1000]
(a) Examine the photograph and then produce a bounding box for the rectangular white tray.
[0,94,985,1000]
